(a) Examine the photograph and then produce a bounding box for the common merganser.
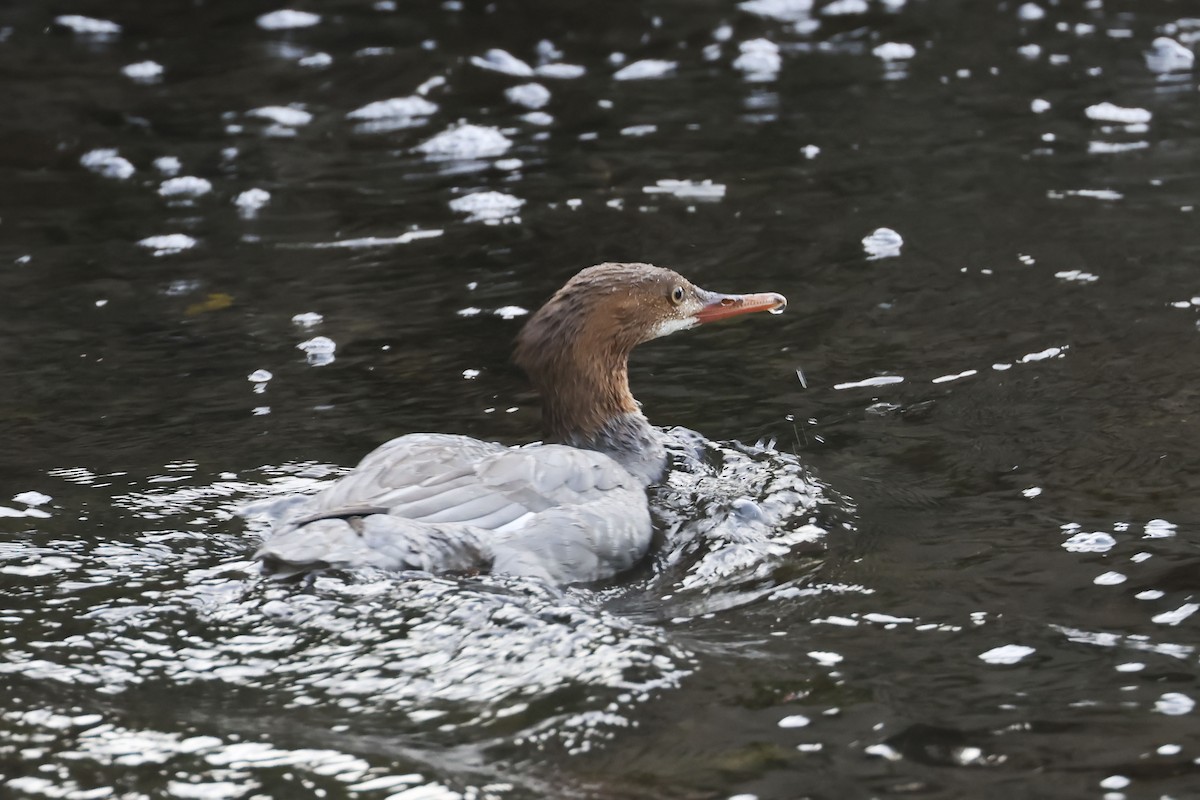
[255,262,786,584]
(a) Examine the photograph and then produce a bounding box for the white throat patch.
[650,316,698,340]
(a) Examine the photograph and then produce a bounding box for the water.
[4,1,1200,797]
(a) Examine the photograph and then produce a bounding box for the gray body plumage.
[255,431,656,584]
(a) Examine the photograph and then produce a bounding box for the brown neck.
[520,337,641,445]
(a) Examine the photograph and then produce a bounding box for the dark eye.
[670,286,685,305]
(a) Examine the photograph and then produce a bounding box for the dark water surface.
[4,1,1200,798]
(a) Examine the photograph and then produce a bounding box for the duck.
[254,262,787,584]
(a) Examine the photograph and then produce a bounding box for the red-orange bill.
[695,290,787,324]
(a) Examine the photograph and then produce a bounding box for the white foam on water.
[256,10,321,30]
[122,61,163,81]
[300,230,443,249]
[643,179,726,200]
[535,63,586,79]
[13,491,52,506]
[416,124,512,160]
[1055,269,1099,282]
[346,96,437,121]
[834,376,904,390]
[931,370,977,384]
[448,191,525,224]
[872,42,916,60]
[505,83,551,109]
[1152,604,1199,626]
[614,60,677,80]
[1088,141,1149,154]
[55,15,122,35]
[297,336,336,367]
[1048,188,1124,201]
[621,124,657,137]
[734,39,781,79]
[470,48,533,77]
[298,52,332,68]
[247,105,313,127]
[137,234,197,256]
[862,227,903,259]
[978,644,1035,664]
[234,188,271,216]
[80,149,135,180]
[823,0,868,15]
[153,156,182,176]
[159,176,213,198]
[291,312,323,328]
[1154,692,1195,715]
[1017,2,1045,20]
[1145,37,1194,73]
[1085,102,1152,124]
[738,0,814,22]
[1062,531,1116,552]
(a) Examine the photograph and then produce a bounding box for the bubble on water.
[1094,571,1126,586]
[778,714,811,728]
[291,312,323,328]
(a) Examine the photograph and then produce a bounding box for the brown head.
[514,262,786,445]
